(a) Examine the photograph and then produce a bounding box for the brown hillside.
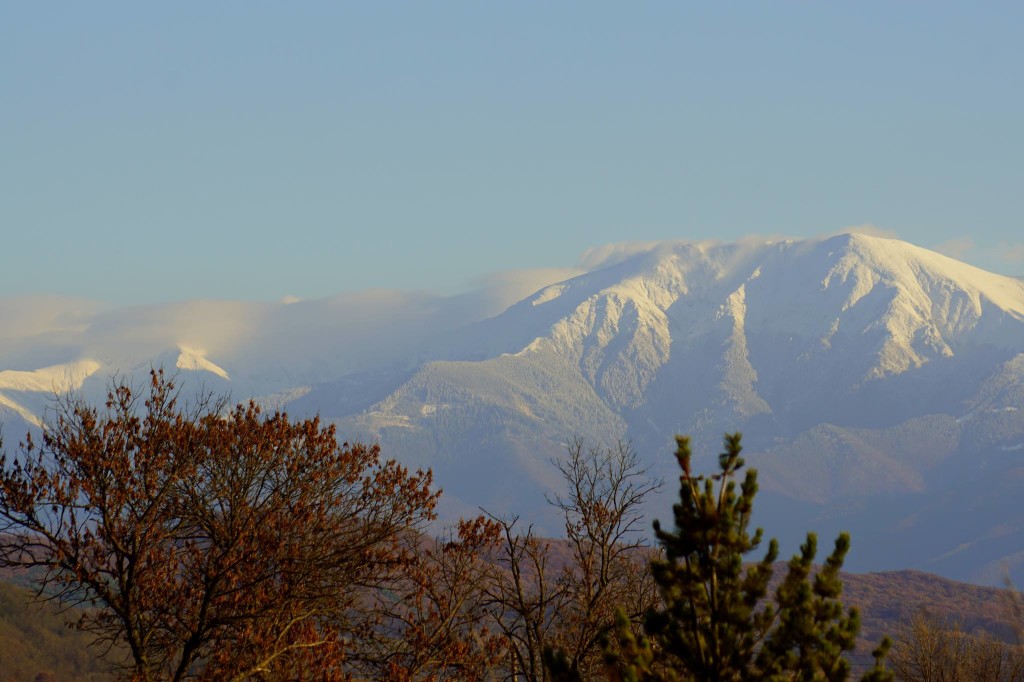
[0,579,114,682]
[1,555,1019,678]
[844,569,1021,651]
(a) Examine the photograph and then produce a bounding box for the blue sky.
[3,2,1023,303]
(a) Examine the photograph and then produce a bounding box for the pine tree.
[604,433,892,682]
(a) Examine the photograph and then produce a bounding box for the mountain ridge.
[1,233,1023,583]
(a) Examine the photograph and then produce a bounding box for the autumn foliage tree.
[365,515,509,681]
[0,370,438,680]
[1,375,905,682]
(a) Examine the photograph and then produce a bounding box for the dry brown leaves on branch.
[0,370,438,681]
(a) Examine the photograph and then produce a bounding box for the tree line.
[0,369,939,680]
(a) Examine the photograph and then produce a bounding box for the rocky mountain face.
[2,233,1023,582]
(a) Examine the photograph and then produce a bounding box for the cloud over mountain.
[2,233,1023,583]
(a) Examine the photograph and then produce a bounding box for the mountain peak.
[2,234,1024,582]
[175,346,230,381]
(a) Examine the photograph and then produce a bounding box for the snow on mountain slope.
[0,359,103,427]
[0,359,102,393]
[339,233,1024,445]
[0,268,582,434]
[2,233,1024,581]
[320,234,1024,578]
[175,346,230,380]
[439,233,1024,437]
[0,393,41,427]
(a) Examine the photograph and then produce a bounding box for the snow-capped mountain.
[2,233,1023,582]
[315,234,1024,581]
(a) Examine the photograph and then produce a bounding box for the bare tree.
[484,515,568,682]
[485,439,662,681]
[890,612,1024,682]
[546,439,661,678]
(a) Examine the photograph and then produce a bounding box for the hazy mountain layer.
[2,233,1023,583]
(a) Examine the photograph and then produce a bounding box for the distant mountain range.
[2,233,1023,583]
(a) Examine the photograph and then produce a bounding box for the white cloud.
[0,295,105,340]
[933,237,976,261]
[821,223,901,240]
[0,273,589,387]
[82,300,269,362]
[577,241,666,270]
[11,228,998,393]
[0,296,109,368]
[577,234,802,272]
[997,242,1024,264]
[470,267,585,310]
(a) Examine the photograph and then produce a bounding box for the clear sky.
[3,2,1023,304]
